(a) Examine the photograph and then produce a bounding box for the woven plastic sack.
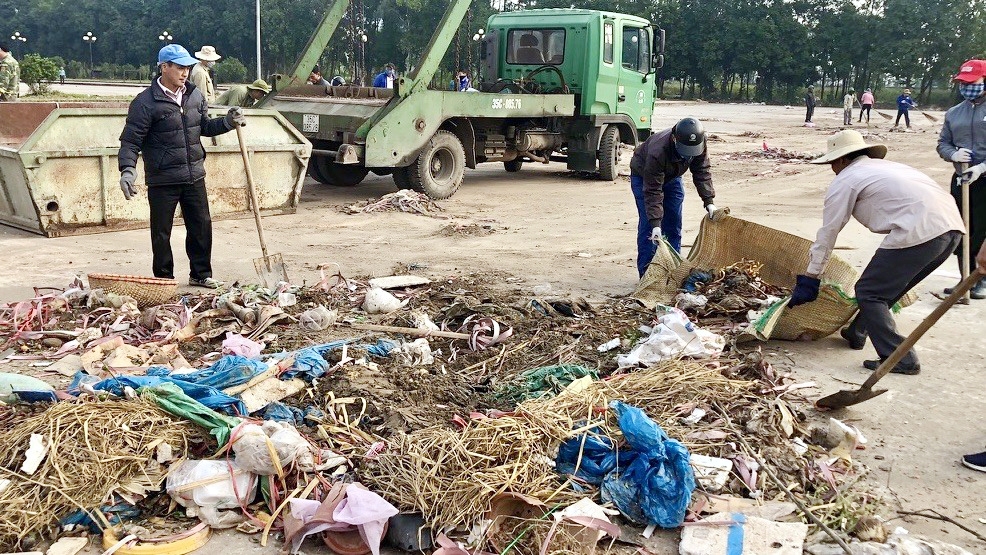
[633,210,914,342]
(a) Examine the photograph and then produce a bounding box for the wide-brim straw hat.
[195,45,222,61]
[810,130,887,164]
[246,79,271,93]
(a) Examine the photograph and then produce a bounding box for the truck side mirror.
[654,54,664,69]
[658,28,666,54]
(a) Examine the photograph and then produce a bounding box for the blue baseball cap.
[157,44,199,67]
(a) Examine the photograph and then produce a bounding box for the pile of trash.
[674,259,790,331]
[341,189,446,217]
[0,270,955,554]
[721,142,818,162]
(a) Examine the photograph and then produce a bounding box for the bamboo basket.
[87,272,178,307]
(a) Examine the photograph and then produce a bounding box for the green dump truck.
[261,0,664,199]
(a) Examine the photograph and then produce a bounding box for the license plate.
[302,114,319,133]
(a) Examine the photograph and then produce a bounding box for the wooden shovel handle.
[236,124,269,260]
[860,268,984,390]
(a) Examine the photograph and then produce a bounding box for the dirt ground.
[2,100,985,552]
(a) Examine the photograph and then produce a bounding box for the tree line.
[2,0,983,106]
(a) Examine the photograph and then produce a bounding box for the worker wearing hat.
[894,88,915,128]
[216,79,272,108]
[938,59,986,299]
[788,130,964,375]
[190,45,221,102]
[118,44,245,289]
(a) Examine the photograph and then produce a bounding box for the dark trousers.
[805,105,814,122]
[950,173,986,262]
[895,109,910,126]
[844,231,961,366]
[859,104,871,122]
[147,180,213,281]
[631,174,685,277]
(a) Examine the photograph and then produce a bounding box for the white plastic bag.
[617,308,724,367]
[231,421,316,475]
[166,459,257,528]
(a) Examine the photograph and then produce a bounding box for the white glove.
[226,106,246,127]
[120,168,137,200]
[963,162,986,185]
[951,148,973,163]
[705,203,717,219]
[649,226,663,245]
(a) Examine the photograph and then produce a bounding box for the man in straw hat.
[216,79,271,108]
[190,45,221,102]
[787,130,964,375]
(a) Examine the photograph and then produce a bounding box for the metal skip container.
[0,102,312,237]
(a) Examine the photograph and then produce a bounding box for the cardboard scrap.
[45,536,89,555]
[681,512,807,555]
[239,377,307,414]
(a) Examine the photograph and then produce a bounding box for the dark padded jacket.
[629,127,715,225]
[118,80,232,186]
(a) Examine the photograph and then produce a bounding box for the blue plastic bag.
[147,355,268,389]
[262,401,325,426]
[93,375,247,415]
[556,401,696,528]
[282,340,348,379]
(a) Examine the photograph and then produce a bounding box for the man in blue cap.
[118,44,245,288]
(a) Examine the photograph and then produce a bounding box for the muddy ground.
[2,101,985,552]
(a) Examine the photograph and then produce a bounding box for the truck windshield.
[506,29,566,65]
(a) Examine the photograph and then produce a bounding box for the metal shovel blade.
[253,252,289,287]
[815,386,887,410]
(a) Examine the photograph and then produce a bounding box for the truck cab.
[482,10,662,168]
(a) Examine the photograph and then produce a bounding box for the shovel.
[959,162,971,303]
[235,123,289,287]
[815,269,984,410]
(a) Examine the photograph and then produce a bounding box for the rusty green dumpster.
[0,102,311,237]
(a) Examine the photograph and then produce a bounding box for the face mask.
[206,61,216,69]
[386,69,395,78]
[959,83,985,101]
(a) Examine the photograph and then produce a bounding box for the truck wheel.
[392,167,412,190]
[311,158,369,186]
[503,159,523,173]
[597,125,621,181]
[408,130,465,199]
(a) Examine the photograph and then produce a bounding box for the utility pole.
[256,0,262,80]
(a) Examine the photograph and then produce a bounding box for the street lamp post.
[82,32,97,72]
[10,32,27,57]
[158,31,173,44]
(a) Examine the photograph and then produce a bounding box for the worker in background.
[216,78,271,108]
[962,240,986,473]
[190,45,221,102]
[788,130,963,375]
[308,66,330,87]
[372,63,396,89]
[842,88,855,126]
[118,44,244,289]
[894,88,915,128]
[629,117,717,277]
[804,85,816,126]
[937,58,986,299]
[858,88,874,123]
[456,70,470,91]
[0,42,20,101]
[58,66,66,85]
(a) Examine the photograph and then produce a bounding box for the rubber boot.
[972,278,986,300]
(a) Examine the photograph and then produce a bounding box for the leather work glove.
[120,167,137,200]
[787,275,821,308]
[962,162,986,185]
[226,106,246,127]
[705,203,718,219]
[649,226,663,245]
[951,148,973,163]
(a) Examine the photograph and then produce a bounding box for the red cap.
[954,59,986,83]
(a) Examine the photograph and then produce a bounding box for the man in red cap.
[937,58,986,298]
